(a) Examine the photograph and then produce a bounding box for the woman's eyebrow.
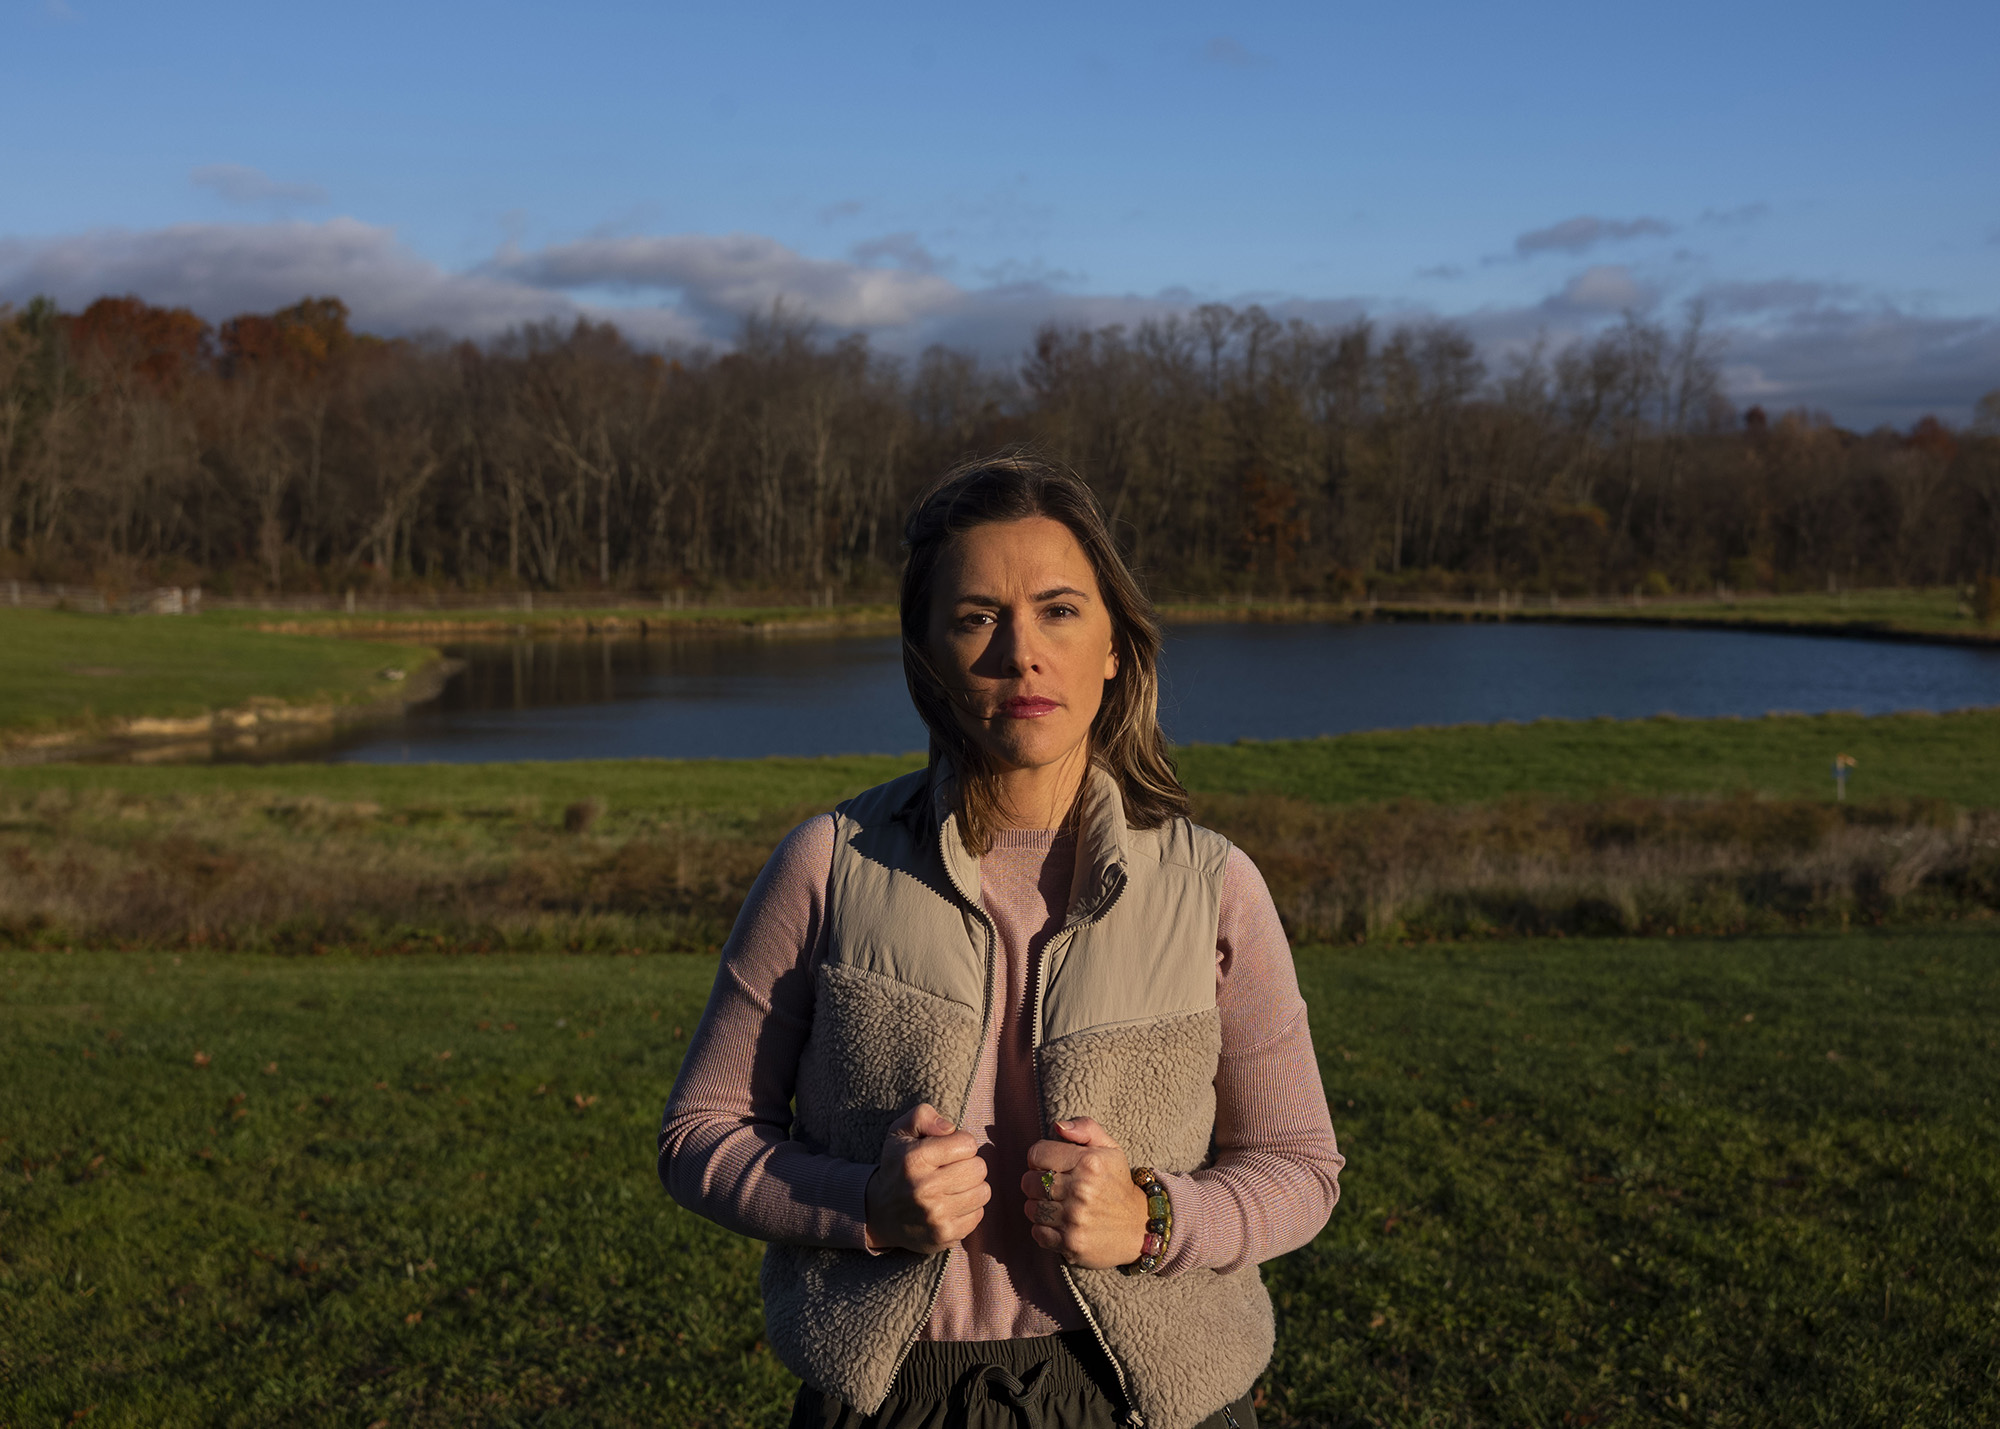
[952,585,1092,607]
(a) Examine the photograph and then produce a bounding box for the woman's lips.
[998,696,1060,718]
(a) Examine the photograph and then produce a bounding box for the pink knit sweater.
[659,815,1343,1342]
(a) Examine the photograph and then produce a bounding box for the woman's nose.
[993,612,1044,675]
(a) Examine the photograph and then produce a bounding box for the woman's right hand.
[864,1103,989,1254]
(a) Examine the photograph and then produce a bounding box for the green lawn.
[214,603,899,640]
[1164,587,1995,644]
[6,707,1996,811]
[3,929,1995,1426]
[0,610,438,743]
[1604,587,1981,638]
[1177,708,2000,808]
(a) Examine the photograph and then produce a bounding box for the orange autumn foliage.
[67,295,213,392]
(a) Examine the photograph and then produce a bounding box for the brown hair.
[900,450,1189,853]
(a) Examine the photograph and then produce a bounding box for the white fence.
[3,581,201,614]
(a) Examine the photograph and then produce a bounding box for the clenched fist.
[1020,1116,1150,1270]
[864,1103,990,1255]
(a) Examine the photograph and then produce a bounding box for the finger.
[916,1189,989,1250]
[1030,1224,1064,1251]
[1024,1139,1087,1173]
[933,1186,989,1219]
[1019,1167,1067,1200]
[939,1206,985,1243]
[1053,1116,1119,1149]
[926,1184,992,1229]
[909,1103,958,1139]
[959,1182,995,1216]
[910,1129,984,1170]
[921,1156,992,1196]
[1025,1195,1067,1228]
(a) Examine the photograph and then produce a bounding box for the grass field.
[0,610,439,747]
[1162,587,1996,645]
[6,590,1995,1426]
[1179,708,2000,808]
[1606,587,1977,636]
[5,711,1996,956]
[3,929,1995,1427]
[212,603,900,641]
[7,707,1996,810]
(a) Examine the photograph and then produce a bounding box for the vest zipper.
[883,819,1002,1393]
[1032,871,1145,1428]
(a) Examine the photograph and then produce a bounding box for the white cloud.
[488,232,962,330]
[1720,305,2000,428]
[0,218,702,343]
[3,218,1993,425]
[1698,278,1841,315]
[1515,215,1674,256]
[848,231,943,275]
[1544,264,1654,315]
[190,164,328,206]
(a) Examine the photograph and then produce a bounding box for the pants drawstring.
[951,1359,1054,1429]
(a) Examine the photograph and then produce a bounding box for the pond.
[295,621,2000,764]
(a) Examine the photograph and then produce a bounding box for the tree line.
[2,293,1996,601]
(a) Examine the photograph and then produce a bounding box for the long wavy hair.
[899,450,1188,853]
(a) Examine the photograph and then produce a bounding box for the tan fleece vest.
[759,764,1275,1429]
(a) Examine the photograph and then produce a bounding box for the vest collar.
[914,756,1131,923]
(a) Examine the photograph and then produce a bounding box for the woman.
[660,453,1342,1429]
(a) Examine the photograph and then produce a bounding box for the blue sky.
[3,0,1996,424]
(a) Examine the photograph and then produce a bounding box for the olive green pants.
[786,1331,1257,1429]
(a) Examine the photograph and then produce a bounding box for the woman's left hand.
[1020,1117,1150,1270]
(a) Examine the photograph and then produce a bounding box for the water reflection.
[301,621,2000,765]
[334,631,925,764]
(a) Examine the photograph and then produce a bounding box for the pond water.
[298,621,2000,764]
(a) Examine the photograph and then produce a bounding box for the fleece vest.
[759,764,1275,1429]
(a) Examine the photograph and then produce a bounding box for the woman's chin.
[972,724,1089,775]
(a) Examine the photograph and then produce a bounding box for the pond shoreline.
[6,590,1992,768]
[240,592,1998,651]
[1161,599,2000,650]
[0,655,464,767]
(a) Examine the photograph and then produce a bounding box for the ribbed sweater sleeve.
[657,814,876,1248]
[1153,847,1344,1276]
[657,817,1344,1301]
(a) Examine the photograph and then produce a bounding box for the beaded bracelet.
[1120,1166,1173,1276]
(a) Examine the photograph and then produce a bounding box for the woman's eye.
[1045,604,1078,619]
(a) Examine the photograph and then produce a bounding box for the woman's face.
[927,515,1120,778]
